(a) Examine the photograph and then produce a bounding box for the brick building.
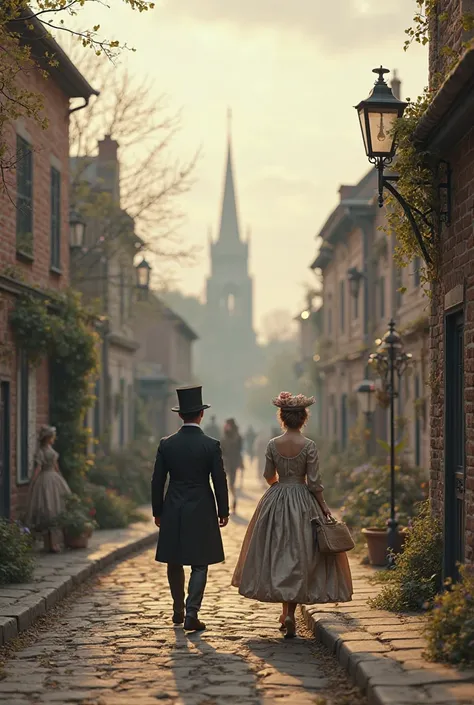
[71,136,141,452]
[0,15,96,518]
[412,7,474,572]
[310,167,430,466]
[131,294,198,441]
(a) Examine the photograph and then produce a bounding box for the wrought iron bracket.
[372,158,452,268]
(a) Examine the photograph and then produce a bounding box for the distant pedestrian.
[221,418,243,513]
[25,425,71,553]
[204,415,220,439]
[244,426,257,460]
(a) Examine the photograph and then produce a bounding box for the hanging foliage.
[10,290,99,492]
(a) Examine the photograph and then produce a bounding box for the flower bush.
[88,440,154,506]
[368,501,443,612]
[424,565,474,666]
[0,519,35,585]
[86,484,144,530]
[340,462,428,531]
[57,494,97,539]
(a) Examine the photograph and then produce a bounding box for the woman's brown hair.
[278,407,309,430]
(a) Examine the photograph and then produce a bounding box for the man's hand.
[154,517,161,528]
[219,516,229,528]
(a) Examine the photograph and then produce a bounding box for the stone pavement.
[0,474,366,705]
[0,512,158,646]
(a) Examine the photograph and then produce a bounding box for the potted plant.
[361,511,408,567]
[58,494,97,549]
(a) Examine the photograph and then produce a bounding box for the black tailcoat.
[151,426,230,566]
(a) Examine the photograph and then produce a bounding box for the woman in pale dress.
[232,392,353,638]
[25,425,71,552]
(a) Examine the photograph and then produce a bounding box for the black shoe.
[183,615,206,632]
[172,611,184,625]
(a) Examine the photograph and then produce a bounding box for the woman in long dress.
[25,425,71,552]
[232,392,353,638]
[221,418,243,513]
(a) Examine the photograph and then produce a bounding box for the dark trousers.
[167,564,208,618]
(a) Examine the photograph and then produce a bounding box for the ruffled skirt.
[232,482,353,604]
[25,470,71,530]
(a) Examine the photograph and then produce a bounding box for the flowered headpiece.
[272,391,315,410]
[38,425,56,442]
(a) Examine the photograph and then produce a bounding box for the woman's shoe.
[283,616,296,639]
[278,614,286,631]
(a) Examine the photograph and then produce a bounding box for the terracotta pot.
[361,527,406,567]
[64,526,93,550]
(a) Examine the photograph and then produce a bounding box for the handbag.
[316,516,355,554]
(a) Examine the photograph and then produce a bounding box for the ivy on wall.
[10,290,99,493]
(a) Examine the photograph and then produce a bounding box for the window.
[341,395,347,450]
[353,289,359,319]
[414,375,421,466]
[16,136,33,256]
[340,280,345,333]
[414,256,421,288]
[379,276,385,320]
[119,268,125,325]
[119,378,125,447]
[327,308,332,335]
[17,351,36,483]
[93,378,101,441]
[50,167,61,270]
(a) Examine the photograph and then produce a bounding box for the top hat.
[172,386,210,414]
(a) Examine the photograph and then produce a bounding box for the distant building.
[310,162,430,467]
[71,136,140,451]
[197,119,261,422]
[0,13,96,518]
[132,295,198,440]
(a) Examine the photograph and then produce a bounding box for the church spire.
[217,108,241,243]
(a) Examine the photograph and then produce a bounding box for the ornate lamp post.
[369,319,412,561]
[355,379,375,457]
[69,210,86,249]
[355,67,451,267]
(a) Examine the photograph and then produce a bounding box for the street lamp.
[136,257,151,291]
[69,210,86,249]
[347,267,364,300]
[355,67,451,267]
[369,319,412,563]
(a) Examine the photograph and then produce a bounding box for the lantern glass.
[367,108,399,157]
[356,380,375,415]
[358,108,369,156]
[136,259,151,290]
[71,222,85,248]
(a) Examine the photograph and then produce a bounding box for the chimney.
[339,185,354,201]
[97,134,120,203]
[391,69,401,100]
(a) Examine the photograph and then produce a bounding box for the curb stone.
[0,522,157,647]
[301,607,474,705]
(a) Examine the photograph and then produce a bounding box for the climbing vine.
[10,290,99,493]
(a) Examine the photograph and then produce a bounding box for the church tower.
[200,113,261,422]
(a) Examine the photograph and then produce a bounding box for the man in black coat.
[151,386,229,632]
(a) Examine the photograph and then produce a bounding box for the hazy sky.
[75,0,427,334]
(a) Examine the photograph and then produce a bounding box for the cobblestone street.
[0,471,366,705]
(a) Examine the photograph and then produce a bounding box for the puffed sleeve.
[306,441,323,496]
[263,442,277,483]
